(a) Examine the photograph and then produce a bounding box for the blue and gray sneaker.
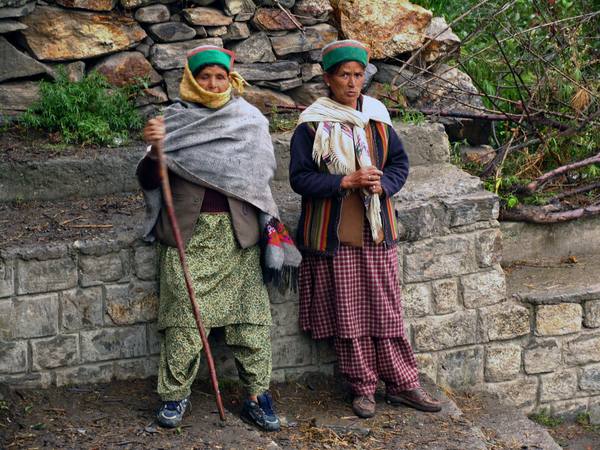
[241,390,281,431]
[157,396,190,428]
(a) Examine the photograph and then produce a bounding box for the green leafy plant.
[505,193,519,208]
[24,405,33,413]
[0,400,8,410]
[399,110,426,125]
[408,0,600,217]
[268,104,299,133]
[450,139,470,166]
[284,371,297,385]
[374,82,407,110]
[0,111,10,134]
[218,376,240,392]
[577,411,600,433]
[531,407,563,426]
[19,68,144,146]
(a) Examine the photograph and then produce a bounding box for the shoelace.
[415,387,436,402]
[356,395,375,405]
[257,393,275,415]
[164,400,185,412]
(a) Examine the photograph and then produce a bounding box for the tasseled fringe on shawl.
[262,265,299,294]
[260,216,301,293]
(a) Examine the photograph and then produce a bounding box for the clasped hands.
[340,166,383,196]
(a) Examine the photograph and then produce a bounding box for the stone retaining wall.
[502,256,600,422]
[0,0,489,144]
[1,122,599,420]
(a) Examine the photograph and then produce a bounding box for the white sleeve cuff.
[146,145,158,161]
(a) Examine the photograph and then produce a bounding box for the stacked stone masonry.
[0,0,491,144]
[1,121,599,422]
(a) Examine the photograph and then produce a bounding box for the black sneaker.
[240,390,281,431]
[157,396,190,428]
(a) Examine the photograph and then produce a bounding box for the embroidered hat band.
[321,40,370,72]
[188,45,236,75]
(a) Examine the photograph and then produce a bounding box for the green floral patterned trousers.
[158,325,272,401]
[155,214,273,402]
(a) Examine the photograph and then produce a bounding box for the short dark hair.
[192,63,230,78]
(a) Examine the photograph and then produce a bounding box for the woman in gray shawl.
[138,45,293,431]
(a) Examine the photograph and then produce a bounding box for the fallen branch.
[520,152,600,195]
[547,181,600,201]
[59,216,84,226]
[397,108,568,130]
[454,11,600,97]
[265,103,567,129]
[500,204,600,223]
[480,110,600,177]
[495,115,525,194]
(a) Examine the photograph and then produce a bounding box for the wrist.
[340,175,350,191]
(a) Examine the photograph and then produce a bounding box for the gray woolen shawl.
[139,95,279,243]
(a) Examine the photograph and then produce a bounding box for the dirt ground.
[2,373,600,450]
[2,126,600,449]
[0,127,147,249]
[0,191,146,249]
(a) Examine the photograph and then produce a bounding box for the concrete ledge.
[501,214,600,263]
[1,122,452,203]
[507,254,600,305]
[0,147,145,203]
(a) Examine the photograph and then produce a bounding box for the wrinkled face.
[323,61,365,109]
[194,65,230,93]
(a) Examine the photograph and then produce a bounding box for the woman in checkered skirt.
[289,40,441,418]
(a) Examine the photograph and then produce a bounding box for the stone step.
[398,163,486,203]
[501,216,600,264]
[506,253,600,306]
[0,146,145,203]
[461,394,562,450]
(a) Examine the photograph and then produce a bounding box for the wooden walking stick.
[155,140,227,421]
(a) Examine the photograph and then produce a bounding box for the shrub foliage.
[408,0,600,221]
[20,68,145,146]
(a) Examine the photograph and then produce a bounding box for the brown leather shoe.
[352,394,376,418]
[386,387,441,412]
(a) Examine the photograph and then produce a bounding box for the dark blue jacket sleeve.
[379,125,410,200]
[289,122,346,199]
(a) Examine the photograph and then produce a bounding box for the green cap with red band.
[187,46,236,74]
[321,41,370,72]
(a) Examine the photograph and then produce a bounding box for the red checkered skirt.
[299,220,406,340]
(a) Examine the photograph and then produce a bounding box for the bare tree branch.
[519,152,600,195]
[390,0,498,91]
[548,181,600,201]
[500,204,600,223]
